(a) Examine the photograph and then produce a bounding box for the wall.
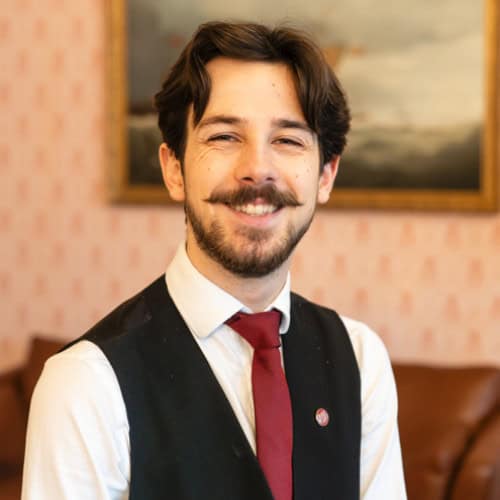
[1,1,499,372]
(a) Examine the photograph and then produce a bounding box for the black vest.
[72,276,360,499]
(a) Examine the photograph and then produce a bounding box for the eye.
[207,134,238,142]
[274,137,304,147]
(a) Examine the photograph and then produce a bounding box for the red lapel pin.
[315,408,330,427]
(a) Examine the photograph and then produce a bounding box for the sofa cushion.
[393,365,500,500]
[0,375,26,470]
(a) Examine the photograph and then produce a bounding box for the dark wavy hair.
[154,21,350,167]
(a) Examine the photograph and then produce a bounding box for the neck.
[185,239,290,312]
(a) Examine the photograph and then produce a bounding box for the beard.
[185,184,314,278]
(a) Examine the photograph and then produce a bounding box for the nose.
[234,142,277,185]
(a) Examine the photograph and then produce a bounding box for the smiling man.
[22,22,406,500]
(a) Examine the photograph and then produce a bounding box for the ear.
[317,156,340,204]
[159,143,185,202]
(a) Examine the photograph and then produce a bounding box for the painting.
[108,0,498,211]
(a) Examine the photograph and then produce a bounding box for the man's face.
[161,57,336,278]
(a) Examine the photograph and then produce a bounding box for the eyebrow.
[197,115,244,129]
[197,114,314,136]
[273,118,313,135]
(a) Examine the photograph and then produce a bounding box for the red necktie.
[226,310,293,500]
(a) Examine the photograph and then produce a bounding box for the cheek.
[289,165,320,199]
[183,152,218,192]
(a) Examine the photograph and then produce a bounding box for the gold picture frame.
[107,0,498,211]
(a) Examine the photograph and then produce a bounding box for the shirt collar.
[165,242,291,339]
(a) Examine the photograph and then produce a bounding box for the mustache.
[204,184,303,208]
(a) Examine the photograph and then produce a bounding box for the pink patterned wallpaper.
[1,1,499,372]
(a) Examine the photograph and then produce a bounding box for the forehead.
[193,57,306,126]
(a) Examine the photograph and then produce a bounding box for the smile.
[231,203,278,216]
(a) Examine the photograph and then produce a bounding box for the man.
[22,22,406,500]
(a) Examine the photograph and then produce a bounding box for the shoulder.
[291,292,392,381]
[339,316,390,371]
[44,339,116,378]
[33,340,127,423]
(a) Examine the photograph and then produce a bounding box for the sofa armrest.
[450,411,500,500]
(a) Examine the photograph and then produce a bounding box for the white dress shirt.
[22,243,407,499]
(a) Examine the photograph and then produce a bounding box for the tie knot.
[226,310,282,349]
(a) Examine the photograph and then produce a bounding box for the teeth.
[233,204,277,216]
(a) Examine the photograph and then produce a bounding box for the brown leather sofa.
[394,364,500,500]
[0,336,499,500]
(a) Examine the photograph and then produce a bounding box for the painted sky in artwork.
[128,0,483,130]
[338,32,482,128]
